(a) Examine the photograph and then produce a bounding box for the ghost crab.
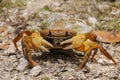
[13,29,118,70]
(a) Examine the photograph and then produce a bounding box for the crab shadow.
[31,49,93,73]
[32,49,84,66]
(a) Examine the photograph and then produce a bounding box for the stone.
[16,57,29,71]
[30,65,41,76]
[98,59,107,65]
[57,59,64,64]
[87,17,98,25]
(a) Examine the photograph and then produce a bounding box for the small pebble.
[93,78,100,80]
[87,17,98,25]
[57,59,64,64]
[30,65,41,76]
[16,57,29,71]
[98,59,107,64]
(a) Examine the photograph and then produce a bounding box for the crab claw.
[40,46,50,52]
[41,39,54,48]
[31,32,53,52]
[60,34,86,50]
[60,38,73,45]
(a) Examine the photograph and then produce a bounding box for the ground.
[0,0,120,80]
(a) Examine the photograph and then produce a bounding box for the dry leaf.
[94,31,120,43]
[0,26,7,33]
[0,40,10,50]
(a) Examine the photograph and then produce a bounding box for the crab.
[13,29,118,70]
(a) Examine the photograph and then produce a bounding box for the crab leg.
[76,48,92,70]
[22,35,52,66]
[97,44,117,65]
[13,30,33,50]
[22,38,39,66]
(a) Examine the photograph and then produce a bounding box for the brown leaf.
[0,26,7,33]
[94,31,120,43]
[0,40,10,50]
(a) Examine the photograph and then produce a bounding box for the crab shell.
[40,29,76,48]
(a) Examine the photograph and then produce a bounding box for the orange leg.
[22,38,39,66]
[98,44,117,65]
[13,30,33,50]
[76,48,92,70]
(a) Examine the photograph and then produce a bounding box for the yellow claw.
[72,34,86,49]
[61,34,87,50]
[40,46,50,52]
[31,32,43,49]
[60,38,73,45]
[63,45,73,50]
[13,30,54,67]
[31,32,53,49]
[61,33,117,70]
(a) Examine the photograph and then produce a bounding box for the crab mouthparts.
[53,37,64,46]
[47,37,69,48]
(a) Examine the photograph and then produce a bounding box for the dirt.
[0,0,120,80]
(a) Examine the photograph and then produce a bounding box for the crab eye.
[48,31,51,36]
[66,31,69,36]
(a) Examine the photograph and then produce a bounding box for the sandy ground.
[0,0,120,80]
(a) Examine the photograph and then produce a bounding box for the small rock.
[9,55,17,62]
[87,17,98,25]
[82,65,90,73]
[75,21,92,33]
[23,70,29,75]
[52,2,62,11]
[30,65,41,76]
[53,2,61,7]
[115,46,120,52]
[0,71,11,80]
[3,55,18,72]
[94,68,102,78]
[61,68,86,80]
[57,59,64,64]
[67,76,75,80]
[98,59,107,65]
[93,78,100,80]
[10,74,19,80]
[64,23,73,29]
[40,74,51,80]
[77,71,86,80]
[16,57,29,71]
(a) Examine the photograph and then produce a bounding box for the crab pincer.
[30,32,53,52]
[13,30,54,66]
[61,33,117,70]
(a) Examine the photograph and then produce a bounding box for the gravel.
[0,0,120,80]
